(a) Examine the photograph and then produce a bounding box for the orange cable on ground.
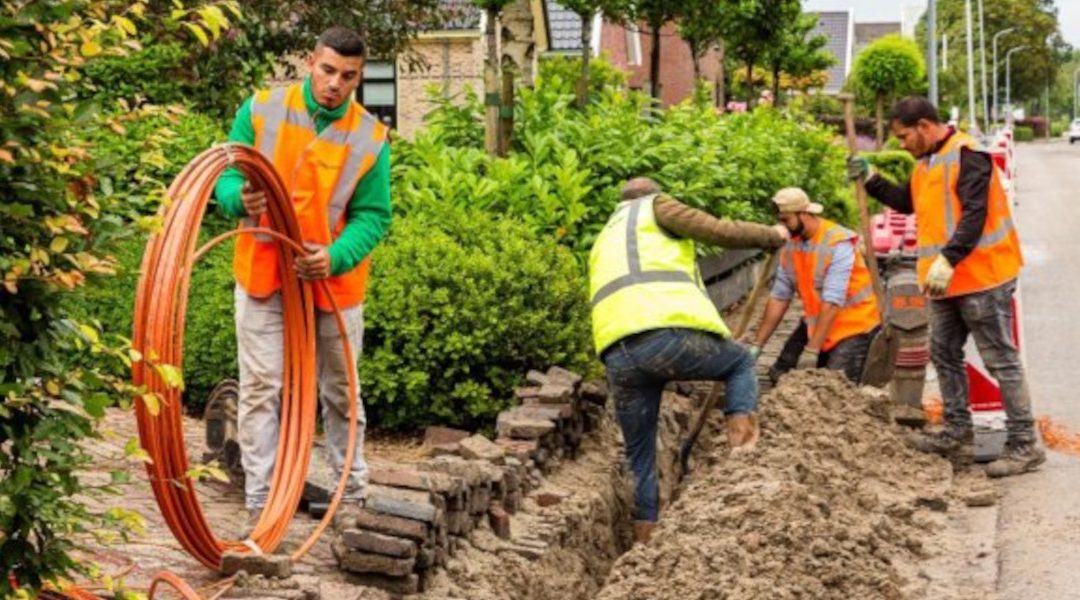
[118,143,363,593]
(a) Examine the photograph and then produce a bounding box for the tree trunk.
[746,62,754,107]
[875,93,884,150]
[576,11,591,108]
[771,63,781,107]
[484,7,500,156]
[716,40,726,110]
[690,40,702,82]
[649,20,662,101]
[499,68,514,156]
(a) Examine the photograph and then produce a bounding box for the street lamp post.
[977,0,989,132]
[1071,68,1080,120]
[964,0,978,133]
[992,27,1017,123]
[929,0,938,105]
[1005,46,1029,123]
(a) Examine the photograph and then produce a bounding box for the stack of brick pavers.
[330,366,608,595]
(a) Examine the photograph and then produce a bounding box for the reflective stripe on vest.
[589,199,695,307]
[238,83,388,311]
[588,195,730,354]
[786,220,880,350]
[912,131,1022,297]
[250,89,384,238]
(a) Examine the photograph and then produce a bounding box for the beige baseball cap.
[772,187,824,215]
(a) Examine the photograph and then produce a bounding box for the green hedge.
[64,233,237,410]
[863,150,915,184]
[397,76,854,262]
[1014,125,1035,142]
[361,205,592,430]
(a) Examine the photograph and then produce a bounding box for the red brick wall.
[599,21,720,106]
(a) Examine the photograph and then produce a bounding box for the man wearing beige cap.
[748,188,881,383]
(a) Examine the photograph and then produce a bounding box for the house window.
[625,24,642,66]
[360,61,396,129]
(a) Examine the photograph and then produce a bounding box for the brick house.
[539,2,722,107]
[386,0,720,138]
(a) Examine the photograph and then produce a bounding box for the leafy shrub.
[360,205,593,430]
[64,232,238,412]
[74,105,226,220]
[1014,125,1035,142]
[863,150,916,185]
[536,54,629,99]
[83,43,190,107]
[418,85,485,149]
[790,92,843,117]
[402,81,854,260]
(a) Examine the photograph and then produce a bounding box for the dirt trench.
[403,370,985,600]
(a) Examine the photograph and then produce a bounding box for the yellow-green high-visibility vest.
[589,194,731,355]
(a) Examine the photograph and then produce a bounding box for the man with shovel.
[589,177,787,543]
[847,96,1043,477]
[747,188,882,384]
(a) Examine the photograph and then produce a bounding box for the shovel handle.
[839,93,887,322]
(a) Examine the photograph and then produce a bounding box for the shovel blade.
[861,327,900,387]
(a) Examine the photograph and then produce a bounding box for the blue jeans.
[603,328,758,522]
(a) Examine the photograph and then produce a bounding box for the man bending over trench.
[588,177,788,543]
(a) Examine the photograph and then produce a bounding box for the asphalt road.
[996,138,1080,598]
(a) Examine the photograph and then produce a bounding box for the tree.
[0,1,237,594]
[473,0,515,155]
[916,0,1068,118]
[678,0,727,82]
[634,0,681,100]
[719,0,802,106]
[559,0,633,107]
[852,34,926,148]
[763,12,834,106]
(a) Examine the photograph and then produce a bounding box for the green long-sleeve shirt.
[214,77,392,276]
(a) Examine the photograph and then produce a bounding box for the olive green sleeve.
[653,195,785,249]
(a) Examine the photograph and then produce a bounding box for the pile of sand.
[597,370,954,600]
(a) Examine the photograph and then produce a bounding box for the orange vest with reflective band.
[911,131,1022,298]
[234,83,388,311]
[781,219,881,351]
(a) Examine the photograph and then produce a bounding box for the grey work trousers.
[234,286,368,510]
[930,280,1035,444]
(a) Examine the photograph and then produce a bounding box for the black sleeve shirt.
[863,131,992,267]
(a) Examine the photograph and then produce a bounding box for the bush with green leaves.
[74,104,226,220]
[64,232,238,412]
[399,76,854,260]
[1013,125,1035,142]
[0,2,235,593]
[862,150,916,185]
[536,53,629,99]
[360,205,592,430]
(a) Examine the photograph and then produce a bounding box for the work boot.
[633,520,656,544]
[237,507,262,539]
[726,413,760,453]
[907,427,974,463]
[986,441,1046,478]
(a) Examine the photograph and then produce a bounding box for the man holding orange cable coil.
[214,27,391,535]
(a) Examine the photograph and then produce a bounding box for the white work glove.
[924,255,955,298]
[796,347,820,370]
[747,345,762,362]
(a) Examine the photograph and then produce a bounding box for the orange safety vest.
[233,83,388,311]
[911,131,1022,297]
[781,219,881,351]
